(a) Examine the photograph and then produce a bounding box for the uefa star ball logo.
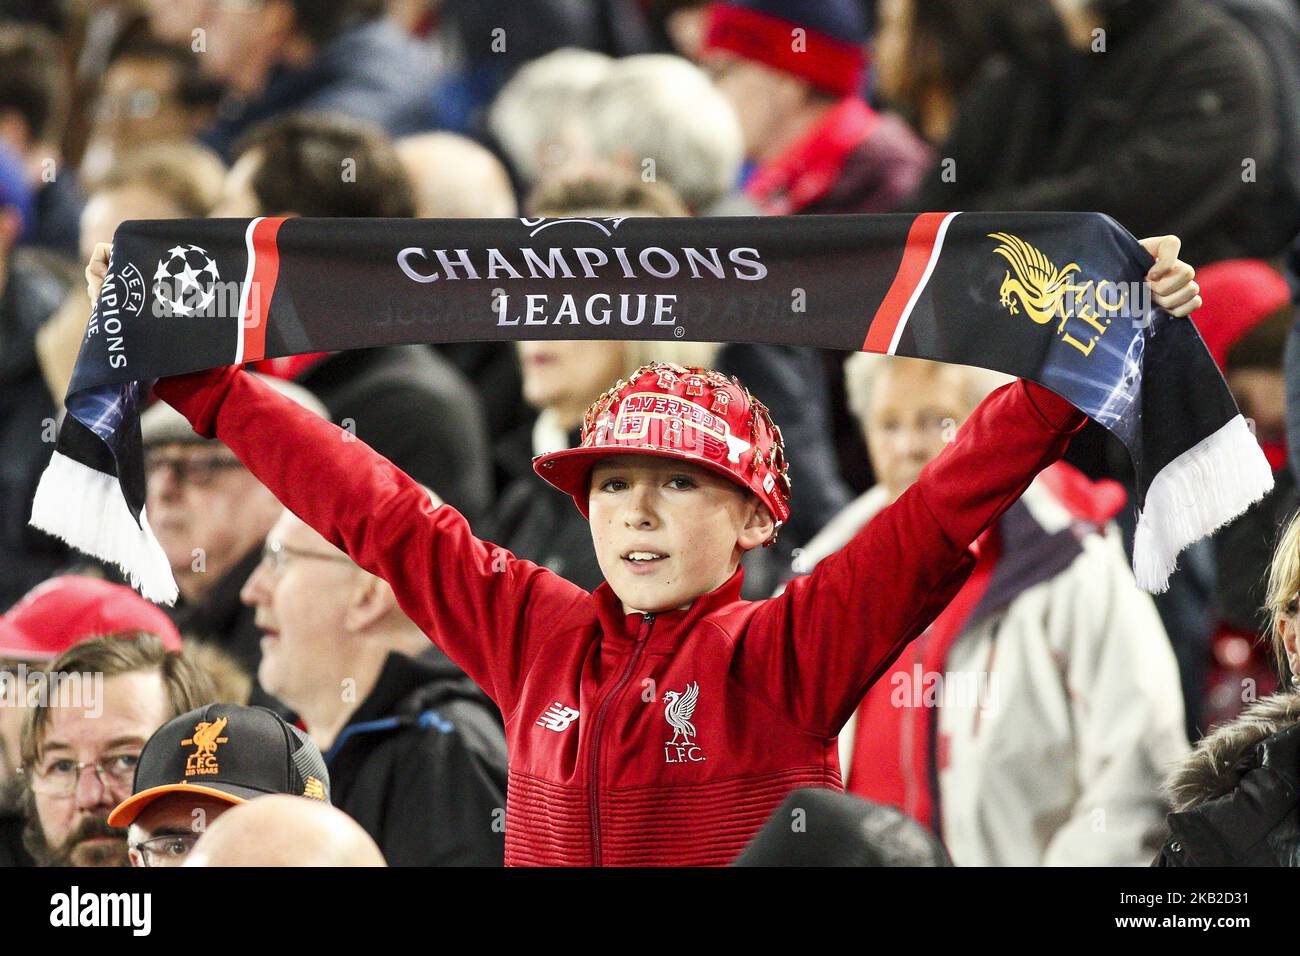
[152,244,220,317]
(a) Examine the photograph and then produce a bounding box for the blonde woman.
[1156,508,1300,865]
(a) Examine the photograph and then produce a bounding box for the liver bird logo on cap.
[182,717,229,776]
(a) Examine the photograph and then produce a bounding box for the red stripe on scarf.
[862,212,950,353]
[241,217,287,363]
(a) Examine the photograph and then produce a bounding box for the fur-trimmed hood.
[1167,690,1300,812]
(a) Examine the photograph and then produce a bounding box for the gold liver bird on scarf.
[988,232,1082,328]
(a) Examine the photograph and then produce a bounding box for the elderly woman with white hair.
[792,353,1189,866]
[582,53,751,215]
[487,47,614,190]
[491,49,753,215]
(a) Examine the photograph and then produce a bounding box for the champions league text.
[396,244,768,327]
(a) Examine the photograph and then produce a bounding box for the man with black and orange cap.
[109,703,329,867]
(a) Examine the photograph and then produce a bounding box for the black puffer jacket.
[1155,692,1300,866]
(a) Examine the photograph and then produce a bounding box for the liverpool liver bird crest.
[988,232,1081,328]
[182,716,229,775]
[188,717,228,756]
[663,682,700,745]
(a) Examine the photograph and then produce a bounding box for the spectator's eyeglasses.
[130,832,202,868]
[144,452,244,488]
[258,539,353,576]
[19,752,141,797]
[95,88,163,122]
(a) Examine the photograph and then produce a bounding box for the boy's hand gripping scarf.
[32,212,1273,603]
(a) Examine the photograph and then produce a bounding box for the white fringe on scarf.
[30,449,179,605]
[1133,414,1275,593]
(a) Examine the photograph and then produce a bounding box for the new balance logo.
[535,702,580,733]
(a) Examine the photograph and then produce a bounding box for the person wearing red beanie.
[698,0,932,216]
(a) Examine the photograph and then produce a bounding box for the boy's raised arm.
[740,379,1086,739]
[154,366,585,714]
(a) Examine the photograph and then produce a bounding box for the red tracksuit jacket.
[157,369,1084,866]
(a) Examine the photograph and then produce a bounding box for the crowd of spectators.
[0,0,1298,867]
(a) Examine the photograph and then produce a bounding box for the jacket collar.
[591,566,747,655]
[744,96,881,214]
[1168,691,1300,810]
[343,647,466,728]
[495,416,585,487]
[815,474,1097,632]
[323,647,490,771]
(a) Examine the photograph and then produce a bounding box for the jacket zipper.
[588,612,655,866]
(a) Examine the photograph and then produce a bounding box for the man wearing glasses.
[0,575,183,866]
[239,508,508,865]
[19,634,212,866]
[140,374,327,703]
[108,703,331,868]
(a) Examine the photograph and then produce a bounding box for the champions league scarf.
[32,211,1273,602]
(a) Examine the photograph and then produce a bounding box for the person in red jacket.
[86,237,1200,866]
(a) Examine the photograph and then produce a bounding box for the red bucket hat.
[0,576,182,662]
[533,362,792,541]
